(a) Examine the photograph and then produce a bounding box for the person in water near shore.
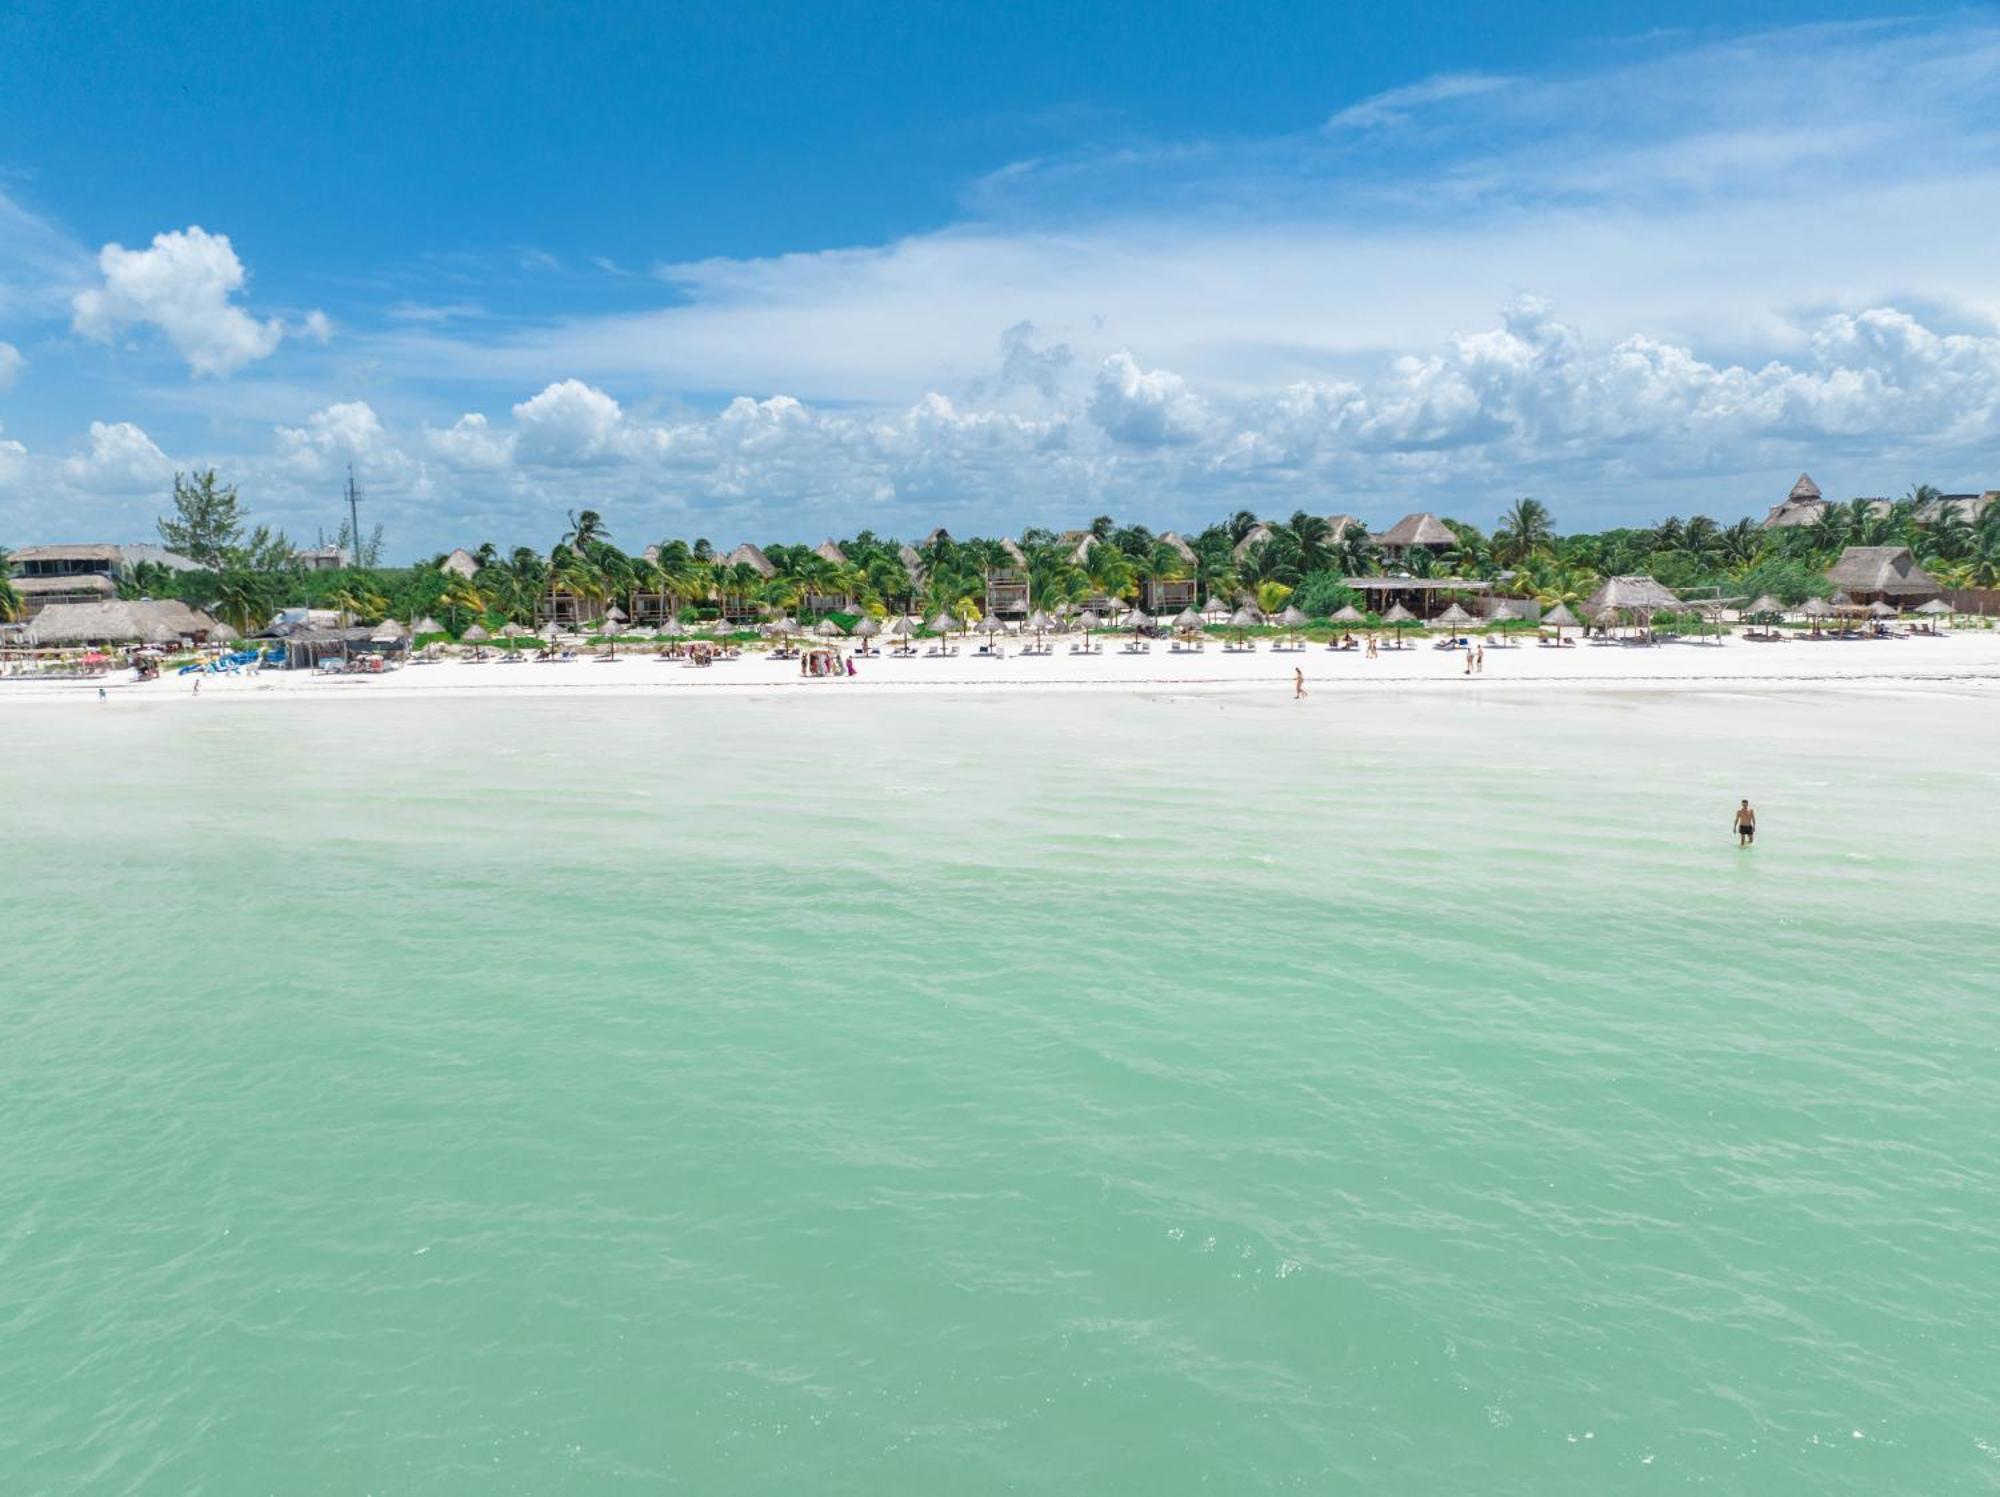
[1735,799,1757,845]
[1294,667,1306,699]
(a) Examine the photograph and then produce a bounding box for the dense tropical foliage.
[11,479,1997,636]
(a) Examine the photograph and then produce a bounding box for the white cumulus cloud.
[71,225,312,376]
[275,400,405,477]
[59,420,176,492]
[1089,352,1207,445]
[0,341,23,390]
[511,378,631,463]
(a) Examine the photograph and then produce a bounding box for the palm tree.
[210,571,270,635]
[561,509,610,551]
[0,574,23,623]
[1493,498,1554,566]
[439,574,487,632]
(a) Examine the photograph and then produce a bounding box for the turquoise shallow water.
[4,686,1998,1494]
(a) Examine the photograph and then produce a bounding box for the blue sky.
[3,2,1999,555]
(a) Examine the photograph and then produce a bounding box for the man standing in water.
[1734,799,1756,845]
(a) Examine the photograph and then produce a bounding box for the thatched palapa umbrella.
[1330,603,1365,625]
[1275,605,1307,630]
[1541,602,1580,642]
[371,618,409,644]
[659,617,686,637]
[926,611,957,644]
[1433,602,1476,630]
[1202,596,1232,621]
[852,616,881,640]
[460,623,491,644]
[1172,606,1203,633]
[814,617,845,638]
[1381,601,1416,645]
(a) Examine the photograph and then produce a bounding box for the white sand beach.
[8,628,2000,705]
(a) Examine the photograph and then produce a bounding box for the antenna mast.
[345,465,364,566]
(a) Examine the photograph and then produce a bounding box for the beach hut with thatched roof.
[24,599,222,647]
[814,538,849,566]
[1824,546,1941,606]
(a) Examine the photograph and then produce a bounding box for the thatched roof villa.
[1374,512,1457,556]
[1824,547,1941,605]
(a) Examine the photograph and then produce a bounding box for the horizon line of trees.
[4,477,1995,632]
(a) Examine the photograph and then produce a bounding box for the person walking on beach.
[1475,643,1485,673]
[1366,634,1378,659]
[1734,799,1757,846]
[1294,666,1306,700]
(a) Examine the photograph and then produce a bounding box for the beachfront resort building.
[6,543,200,616]
[1824,547,1942,606]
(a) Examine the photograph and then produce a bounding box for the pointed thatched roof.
[1744,594,1783,616]
[1276,605,1308,627]
[999,537,1028,566]
[440,547,481,577]
[1323,514,1362,540]
[1541,602,1581,628]
[1069,533,1100,564]
[1330,603,1366,623]
[1230,523,1274,562]
[499,622,530,638]
[1077,609,1101,628]
[1382,602,1417,623]
[1789,472,1821,501]
[926,611,956,633]
[1159,531,1199,564]
[1824,546,1941,599]
[1377,512,1456,550]
[413,616,445,635]
[851,615,881,637]
[25,599,221,646]
[723,542,776,577]
[1800,597,1833,618]
[922,527,951,547]
[371,618,410,643]
[1172,606,1203,629]
[1227,606,1263,628]
[460,623,491,642]
[1583,575,1681,615]
[814,538,848,566]
[898,543,925,576]
[1201,595,1232,617]
[1433,602,1477,627]
[1916,597,1952,615]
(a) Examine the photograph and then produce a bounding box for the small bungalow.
[1373,513,1457,557]
[725,542,778,578]
[984,565,1031,618]
[1824,547,1941,607]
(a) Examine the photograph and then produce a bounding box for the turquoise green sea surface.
[5,686,1998,1494]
